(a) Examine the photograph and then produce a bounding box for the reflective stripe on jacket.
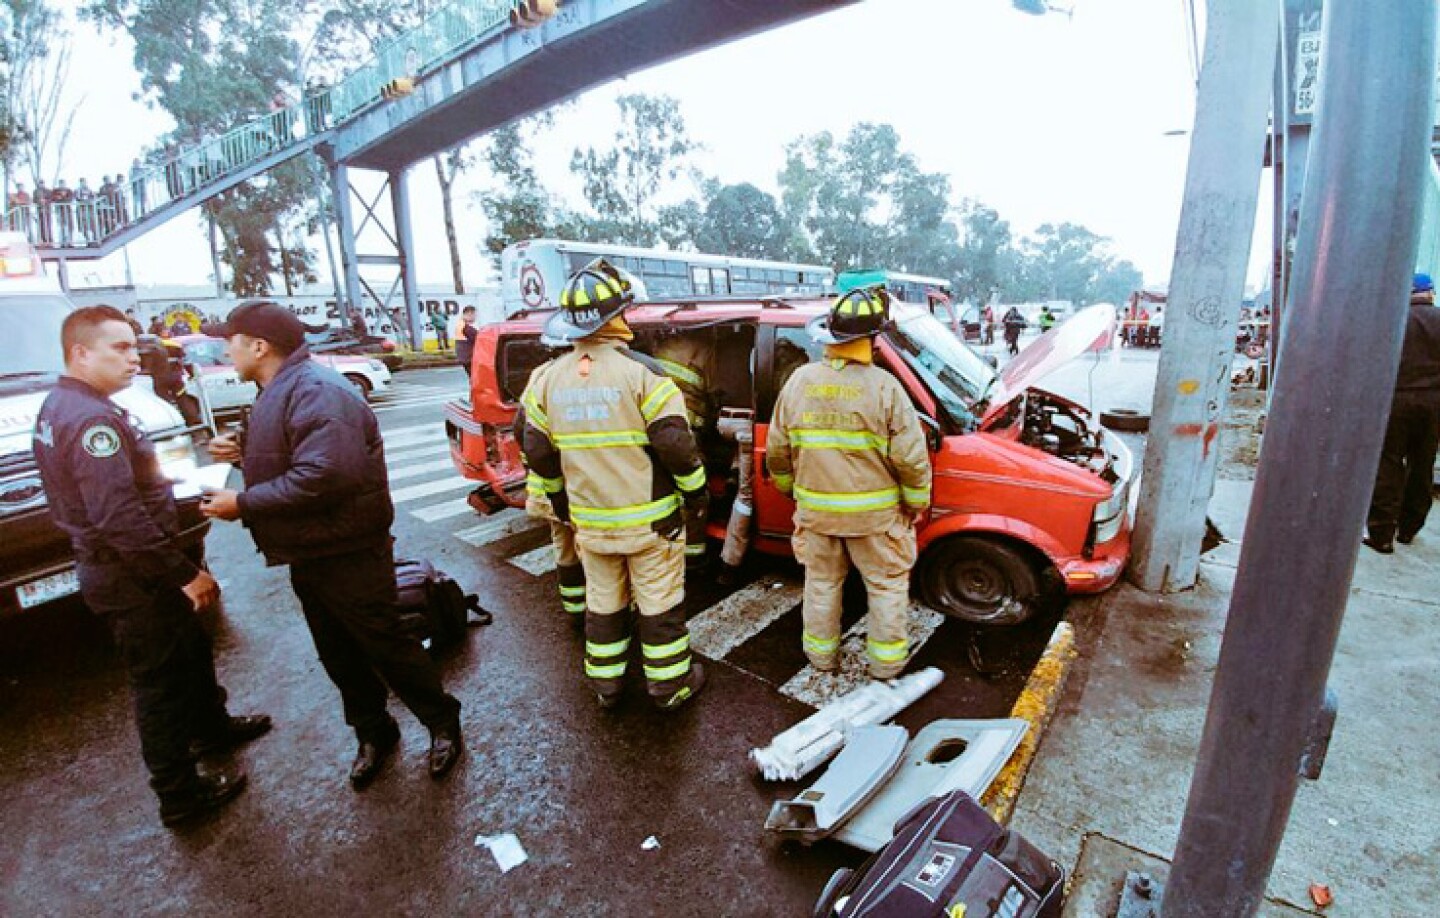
[521,339,703,537]
[767,358,931,537]
[653,333,716,428]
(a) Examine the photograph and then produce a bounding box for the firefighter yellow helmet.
[542,258,647,343]
[807,285,892,344]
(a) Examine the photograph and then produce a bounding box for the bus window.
[710,268,730,294]
[646,274,692,297]
[691,266,711,295]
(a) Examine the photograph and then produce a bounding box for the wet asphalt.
[0,366,1065,917]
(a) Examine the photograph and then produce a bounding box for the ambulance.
[0,234,208,615]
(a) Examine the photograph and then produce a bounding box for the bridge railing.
[2,0,514,251]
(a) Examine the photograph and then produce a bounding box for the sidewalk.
[1011,476,1440,915]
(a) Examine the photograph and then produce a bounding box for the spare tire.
[1100,407,1150,433]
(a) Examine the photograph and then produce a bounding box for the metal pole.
[207,211,225,299]
[1162,1,1436,913]
[329,160,363,322]
[390,167,423,351]
[1129,0,1279,592]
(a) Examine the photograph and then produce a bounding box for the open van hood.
[981,304,1117,424]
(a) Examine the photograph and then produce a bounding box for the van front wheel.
[919,537,1040,626]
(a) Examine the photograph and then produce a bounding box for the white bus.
[500,239,835,316]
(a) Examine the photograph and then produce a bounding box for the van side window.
[498,337,554,403]
[757,326,822,422]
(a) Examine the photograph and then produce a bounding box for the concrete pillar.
[390,167,423,351]
[1128,0,1279,592]
[329,161,362,321]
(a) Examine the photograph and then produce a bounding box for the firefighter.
[521,259,708,711]
[767,286,932,679]
[516,352,587,625]
[654,331,718,568]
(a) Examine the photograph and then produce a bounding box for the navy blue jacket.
[237,348,393,565]
[33,376,199,588]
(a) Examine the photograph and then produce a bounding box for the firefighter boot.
[640,603,705,711]
[584,608,631,710]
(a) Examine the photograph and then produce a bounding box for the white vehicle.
[173,334,392,414]
[0,234,207,614]
[500,238,835,317]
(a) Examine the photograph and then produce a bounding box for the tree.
[1091,257,1144,306]
[86,0,313,293]
[693,182,786,259]
[1,1,82,192]
[569,93,697,246]
[473,119,576,265]
[953,200,1012,306]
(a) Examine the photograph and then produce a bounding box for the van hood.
[981,303,1117,424]
[0,379,184,459]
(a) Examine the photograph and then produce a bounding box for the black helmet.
[542,258,646,344]
[807,285,892,345]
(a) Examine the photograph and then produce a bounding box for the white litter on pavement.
[475,833,529,873]
[641,835,661,851]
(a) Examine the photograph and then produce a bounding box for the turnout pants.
[577,529,693,700]
[793,520,917,679]
[1368,396,1440,543]
[290,545,460,743]
[79,561,231,800]
[551,520,587,619]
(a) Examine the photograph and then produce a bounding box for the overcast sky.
[47,0,1276,297]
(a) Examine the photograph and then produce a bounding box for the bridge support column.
[329,160,363,324]
[390,168,422,351]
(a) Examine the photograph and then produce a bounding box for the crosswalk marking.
[381,427,447,450]
[507,543,557,576]
[379,420,439,439]
[374,396,455,413]
[390,475,473,504]
[455,508,541,547]
[688,578,803,660]
[410,496,479,522]
[387,458,458,481]
[385,443,446,467]
[778,603,947,707]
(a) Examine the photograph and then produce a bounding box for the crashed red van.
[444,298,1132,625]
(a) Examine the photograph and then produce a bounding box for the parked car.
[306,326,403,371]
[172,334,393,415]
[443,296,1132,625]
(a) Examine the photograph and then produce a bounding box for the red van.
[443,298,1132,625]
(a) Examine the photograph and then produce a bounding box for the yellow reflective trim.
[790,429,889,452]
[685,543,706,556]
[559,584,587,598]
[655,357,704,388]
[804,631,840,653]
[523,392,549,433]
[570,287,592,307]
[902,485,931,507]
[552,430,650,450]
[587,637,631,658]
[867,638,909,663]
[644,659,691,682]
[794,484,900,513]
[586,661,627,679]
[643,635,689,660]
[772,471,794,493]
[570,493,681,529]
[674,466,706,492]
[640,378,683,423]
[527,471,564,495]
[562,600,587,614]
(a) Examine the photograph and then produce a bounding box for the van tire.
[344,374,372,399]
[1099,407,1149,433]
[919,536,1041,626]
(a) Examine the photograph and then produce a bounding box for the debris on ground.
[1309,883,1333,908]
[474,833,528,873]
[641,836,660,851]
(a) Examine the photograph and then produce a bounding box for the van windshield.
[886,308,998,428]
[0,295,69,378]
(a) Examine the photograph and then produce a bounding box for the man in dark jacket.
[1002,306,1027,356]
[200,301,463,788]
[1365,274,1440,553]
[455,305,479,379]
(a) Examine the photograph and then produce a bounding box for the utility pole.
[1162,0,1436,913]
[1129,0,1279,592]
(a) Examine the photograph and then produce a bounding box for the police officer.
[767,286,932,679]
[516,351,588,626]
[521,259,708,711]
[199,301,463,788]
[33,305,269,828]
[1365,273,1440,553]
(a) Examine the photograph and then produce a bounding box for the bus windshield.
[0,295,69,378]
[886,307,997,429]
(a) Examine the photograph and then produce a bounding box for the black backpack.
[813,790,1064,918]
[395,558,491,652]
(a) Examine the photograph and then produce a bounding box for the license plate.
[16,569,81,608]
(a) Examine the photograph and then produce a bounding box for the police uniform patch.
[82,424,121,458]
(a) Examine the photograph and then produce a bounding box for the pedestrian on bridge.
[521,260,708,711]
[33,305,270,827]
[1365,274,1440,553]
[766,286,931,680]
[200,301,464,788]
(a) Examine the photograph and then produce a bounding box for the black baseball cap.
[206,300,305,352]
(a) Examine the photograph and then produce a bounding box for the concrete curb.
[981,620,1077,824]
